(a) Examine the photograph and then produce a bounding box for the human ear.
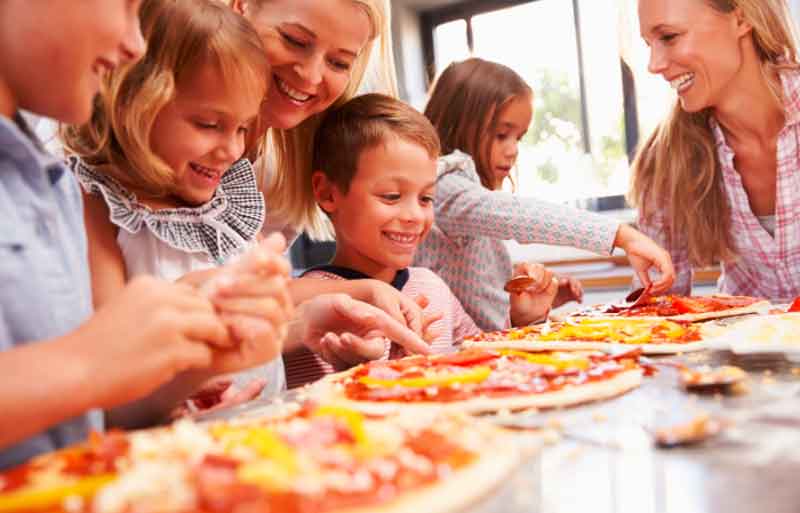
[230,0,250,16]
[732,7,753,37]
[312,171,337,215]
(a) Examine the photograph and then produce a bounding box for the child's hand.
[170,378,265,419]
[416,295,444,343]
[508,262,559,326]
[77,276,231,409]
[613,224,675,293]
[317,332,387,371]
[389,295,443,359]
[291,293,431,358]
[553,274,583,308]
[356,280,427,337]
[202,233,294,374]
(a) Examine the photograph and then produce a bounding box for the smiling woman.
[630,0,800,302]
[232,0,398,239]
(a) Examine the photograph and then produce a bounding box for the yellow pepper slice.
[211,425,297,472]
[499,350,589,370]
[312,406,367,446]
[358,366,491,388]
[0,473,115,512]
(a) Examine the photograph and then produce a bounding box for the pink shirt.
[414,151,620,331]
[283,266,479,389]
[637,69,800,303]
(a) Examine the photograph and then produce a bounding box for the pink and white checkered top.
[637,69,800,303]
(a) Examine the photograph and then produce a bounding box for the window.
[423,0,654,207]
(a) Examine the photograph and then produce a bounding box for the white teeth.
[385,233,417,244]
[190,163,218,179]
[670,73,694,91]
[276,77,312,102]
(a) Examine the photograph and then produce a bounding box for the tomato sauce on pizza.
[338,349,641,403]
[578,294,763,318]
[464,318,703,346]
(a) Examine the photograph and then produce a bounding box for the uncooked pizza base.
[337,434,529,513]
[309,368,643,416]
[461,339,708,354]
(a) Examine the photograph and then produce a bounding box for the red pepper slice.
[672,297,715,314]
[433,349,499,366]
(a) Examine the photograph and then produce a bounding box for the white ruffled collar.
[71,157,265,263]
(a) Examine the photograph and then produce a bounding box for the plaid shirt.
[638,69,800,303]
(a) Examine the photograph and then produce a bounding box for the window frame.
[419,0,639,211]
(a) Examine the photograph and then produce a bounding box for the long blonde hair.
[243,0,398,239]
[61,0,269,197]
[630,0,799,267]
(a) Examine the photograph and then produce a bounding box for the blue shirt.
[0,114,98,470]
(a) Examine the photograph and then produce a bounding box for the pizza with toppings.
[0,405,528,513]
[569,294,769,322]
[462,317,708,354]
[308,348,644,415]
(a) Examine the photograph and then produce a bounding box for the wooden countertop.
[538,255,720,290]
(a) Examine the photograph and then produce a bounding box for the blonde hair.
[243,0,398,239]
[313,93,440,195]
[61,0,269,197]
[424,58,532,190]
[630,0,800,267]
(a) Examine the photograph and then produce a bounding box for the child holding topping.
[415,58,676,331]
[61,0,291,410]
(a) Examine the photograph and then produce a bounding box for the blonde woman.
[632,0,800,301]
[232,0,436,350]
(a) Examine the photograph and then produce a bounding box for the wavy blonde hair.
[241,0,398,239]
[61,0,269,197]
[629,0,799,267]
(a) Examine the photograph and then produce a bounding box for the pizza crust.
[461,339,708,354]
[309,369,643,416]
[335,431,533,513]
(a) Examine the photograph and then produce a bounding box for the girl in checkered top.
[414,58,676,331]
[60,0,289,409]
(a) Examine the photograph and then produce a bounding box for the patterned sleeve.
[435,172,620,255]
[634,210,693,294]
